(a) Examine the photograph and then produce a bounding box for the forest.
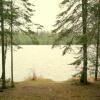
[0,0,100,100]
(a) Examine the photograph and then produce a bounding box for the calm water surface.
[0,45,80,82]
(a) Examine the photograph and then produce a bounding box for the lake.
[0,45,81,82]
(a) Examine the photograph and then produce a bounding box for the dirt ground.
[0,79,100,100]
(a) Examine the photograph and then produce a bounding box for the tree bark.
[95,0,100,81]
[10,0,14,87]
[0,0,6,89]
[80,0,88,84]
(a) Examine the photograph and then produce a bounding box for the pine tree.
[95,0,100,80]
[0,0,6,89]
[80,0,88,84]
[0,0,35,89]
[53,0,98,84]
[10,0,14,87]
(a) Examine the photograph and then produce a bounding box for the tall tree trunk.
[10,0,14,88]
[80,0,88,84]
[95,0,100,81]
[0,0,6,89]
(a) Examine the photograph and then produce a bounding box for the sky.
[31,0,61,31]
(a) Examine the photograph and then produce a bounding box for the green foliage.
[13,32,39,45]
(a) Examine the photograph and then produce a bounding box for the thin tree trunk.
[10,0,14,87]
[95,0,100,81]
[0,0,6,89]
[80,0,88,84]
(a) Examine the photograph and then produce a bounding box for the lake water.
[0,45,81,82]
